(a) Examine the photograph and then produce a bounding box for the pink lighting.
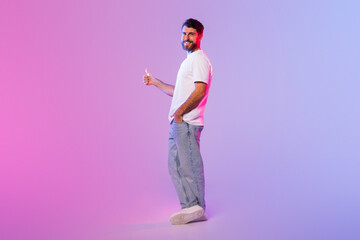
[1,0,359,239]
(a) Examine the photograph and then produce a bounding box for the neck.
[188,47,201,54]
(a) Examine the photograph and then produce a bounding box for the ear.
[199,34,203,40]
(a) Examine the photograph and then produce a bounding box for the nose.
[183,34,190,41]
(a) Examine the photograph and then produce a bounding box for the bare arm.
[143,68,174,96]
[151,78,175,97]
[172,82,207,122]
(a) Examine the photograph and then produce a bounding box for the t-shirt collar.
[187,49,202,57]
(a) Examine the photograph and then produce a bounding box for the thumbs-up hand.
[143,68,154,85]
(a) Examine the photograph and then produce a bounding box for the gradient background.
[1,0,359,239]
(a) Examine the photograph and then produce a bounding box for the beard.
[182,40,197,52]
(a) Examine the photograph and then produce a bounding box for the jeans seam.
[187,126,201,207]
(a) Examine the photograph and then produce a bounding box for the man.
[143,18,212,225]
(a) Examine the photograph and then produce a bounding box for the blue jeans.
[168,121,206,209]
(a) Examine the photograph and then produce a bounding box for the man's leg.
[170,121,205,209]
[168,122,198,208]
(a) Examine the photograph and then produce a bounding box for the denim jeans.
[168,121,205,209]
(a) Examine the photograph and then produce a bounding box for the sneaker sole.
[170,209,204,225]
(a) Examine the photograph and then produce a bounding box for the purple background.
[1,0,359,239]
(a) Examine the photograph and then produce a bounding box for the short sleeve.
[193,55,211,84]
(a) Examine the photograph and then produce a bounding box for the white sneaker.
[169,205,204,225]
[191,211,208,222]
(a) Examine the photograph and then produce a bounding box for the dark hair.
[182,18,204,35]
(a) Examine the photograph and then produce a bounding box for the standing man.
[143,18,212,225]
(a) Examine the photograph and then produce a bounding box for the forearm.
[153,78,175,97]
[176,87,205,116]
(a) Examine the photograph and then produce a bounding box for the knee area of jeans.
[168,163,177,172]
[183,174,197,183]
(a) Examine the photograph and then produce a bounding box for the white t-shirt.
[169,50,213,126]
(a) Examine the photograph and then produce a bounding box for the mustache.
[183,40,193,43]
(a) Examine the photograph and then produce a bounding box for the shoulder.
[193,51,211,65]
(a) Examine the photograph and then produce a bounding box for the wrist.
[152,78,160,86]
[175,109,184,116]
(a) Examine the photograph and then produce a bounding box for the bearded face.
[181,26,202,53]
